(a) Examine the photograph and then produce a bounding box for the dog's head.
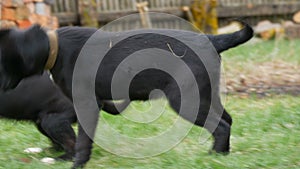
[0,25,49,91]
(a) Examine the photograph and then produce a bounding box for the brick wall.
[0,0,58,29]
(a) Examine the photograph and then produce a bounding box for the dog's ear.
[27,24,42,32]
[19,24,49,76]
[0,25,48,90]
[0,29,11,39]
[23,24,43,40]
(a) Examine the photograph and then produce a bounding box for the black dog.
[0,22,253,168]
[0,71,131,161]
[0,72,76,160]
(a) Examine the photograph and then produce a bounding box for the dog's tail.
[207,21,253,53]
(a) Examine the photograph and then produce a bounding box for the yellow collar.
[45,30,58,70]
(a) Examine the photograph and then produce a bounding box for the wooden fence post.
[78,0,99,27]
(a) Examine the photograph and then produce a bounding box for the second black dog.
[0,72,77,160]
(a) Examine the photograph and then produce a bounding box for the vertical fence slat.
[52,0,59,13]
[73,0,78,12]
[64,0,70,12]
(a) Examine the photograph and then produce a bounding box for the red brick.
[1,0,24,7]
[1,7,16,21]
[16,19,32,29]
[15,6,31,20]
[29,14,49,27]
[25,2,35,13]
[0,20,17,29]
[23,0,34,3]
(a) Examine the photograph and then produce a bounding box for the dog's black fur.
[0,72,76,160]
[0,23,253,168]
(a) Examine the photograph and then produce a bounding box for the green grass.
[222,39,300,64]
[0,39,299,168]
[221,39,300,76]
[0,95,300,169]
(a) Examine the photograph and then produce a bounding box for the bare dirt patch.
[222,60,300,96]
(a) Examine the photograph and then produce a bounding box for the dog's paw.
[55,153,74,161]
[208,149,230,156]
[72,164,84,169]
[24,147,43,154]
[41,157,56,164]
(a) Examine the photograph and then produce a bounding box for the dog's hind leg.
[38,111,76,161]
[166,90,231,154]
[206,100,232,154]
[73,123,96,169]
[222,109,232,126]
[36,121,63,151]
[72,107,99,169]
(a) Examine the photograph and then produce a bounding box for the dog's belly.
[96,69,176,100]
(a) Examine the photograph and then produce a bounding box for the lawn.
[222,38,300,64]
[0,39,299,169]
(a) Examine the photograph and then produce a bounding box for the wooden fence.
[218,0,300,17]
[218,0,300,25]
[96,0,185,12]
[51,0,78,25]
[219,0,299,6]
[51,0,300,26]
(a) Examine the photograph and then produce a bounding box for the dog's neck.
[45,30,58,70]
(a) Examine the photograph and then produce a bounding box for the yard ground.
[222,38,300,96]
[0,39,299,169]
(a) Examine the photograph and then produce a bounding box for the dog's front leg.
[72,115,99,169]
